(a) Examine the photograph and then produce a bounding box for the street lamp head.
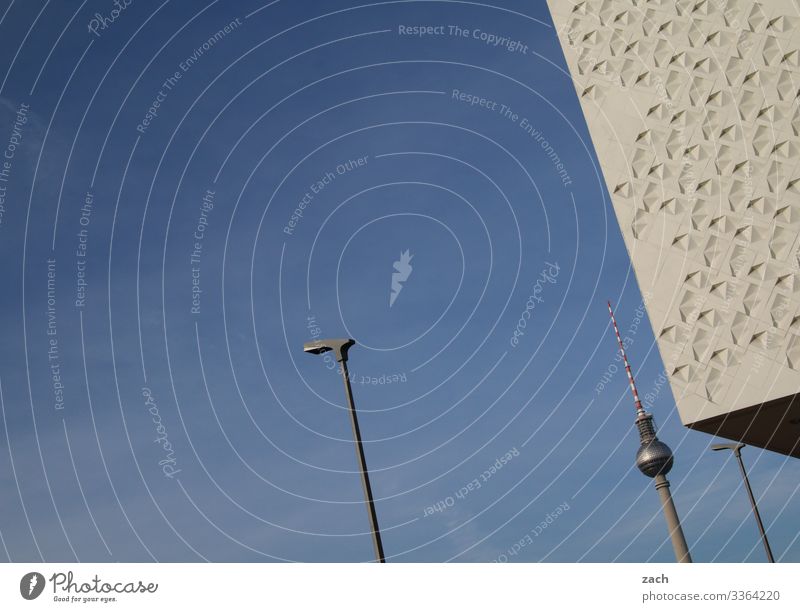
[303,338,355,362]
[711,442,745,453]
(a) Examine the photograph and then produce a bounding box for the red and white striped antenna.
[607,301,646,417]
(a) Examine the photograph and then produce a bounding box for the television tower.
[607,301,692,563]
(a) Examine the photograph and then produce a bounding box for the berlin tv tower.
[607,301,692,563]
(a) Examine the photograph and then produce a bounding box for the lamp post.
[303,338,385,562]
[711,443,775,563]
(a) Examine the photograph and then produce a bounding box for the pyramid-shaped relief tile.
[591,57,626,82]
[747,196,778,217]
[665,129,691,160]
[784,333,800,369]
[706,89,734,111]
[580,83,607,104]
[769,225,795,259]
[729,311,752,345]
[679,289,704,324]
[772,140,798,160]
[576,53,596,76]
[613,180,633,198]
[631,69,656,88]
[769,292,794,328]
[746,258,779,282]
[672,362,696,383]
[776,70,799,101]
[608,28,629,55]
[787,177,800,196]
[737,30,760,59]
[765,160,789,194]
[782,49,800,70]
[631,209,653,239]
[702,109,730,141]
[762,36,788,67]
[690,1,713,18]
[637,181,659,211]
[570,1,589,15]
[789,312,800,333]
[697,307,725,329]
[647,102,670,121]
[733,222,770,247]
[732,158,762,181]
[709,278,734,300]
[706,29,738,50]
[664,70,691,101]
[755,101,788,123]
[718,123,743,143]
[728,244,753,276]
[668,50,693,69]
[593,0,614,23]
[690,199,716,230]
[725,55,748,86]
[672,232,704,260]
[703,235,731,268]
[738,90,766,122]
[660,197,689,215]
[652,38,676,67]
[774,204,800,224]
[741,282,766,316]
[580,28,605,49]
[684,269,710,290]
[623,37,653,58]
[682,175,708,204]
[709,213,738,237]
[659,323,688,346]
[703,367,726,401]
[749,327,782,353]
[710,346,741,368]
[776,272,800,298]
[790,109,800,137]
[630,147,655,178]
[689,76,714,105]
[747,3,769,33]
[688,22,710,48]
[728,179,755,211]
[619,59,642,85]
[767,15,800,34]
[715,145,738,175]
[751,124,776,156]
[670,108,703,132]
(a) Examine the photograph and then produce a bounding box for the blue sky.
[0,0,798,563]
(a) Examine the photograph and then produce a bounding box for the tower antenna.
[607,300,645,417]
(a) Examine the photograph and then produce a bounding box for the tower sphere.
[636,439,674,478]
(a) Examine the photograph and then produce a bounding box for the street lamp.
[303,338,386,562]
[711,442,775,563]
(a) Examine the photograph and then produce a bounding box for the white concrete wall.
[547,0,800,425]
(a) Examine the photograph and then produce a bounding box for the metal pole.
[733,447,775,563]
[338,358,386,563]
[653,474,692,563]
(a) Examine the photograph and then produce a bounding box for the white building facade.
[547,0,800,457]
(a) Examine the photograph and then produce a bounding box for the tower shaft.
[654,475,692,563]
